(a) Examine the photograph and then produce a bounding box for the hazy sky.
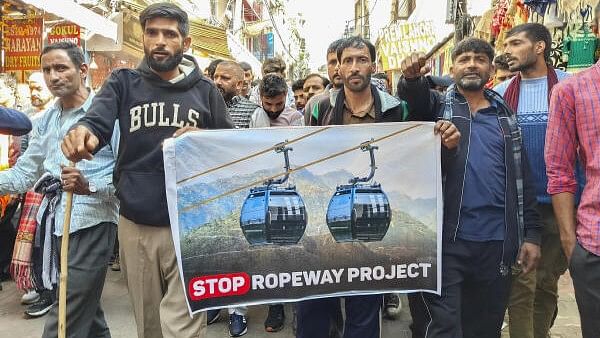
[284,0,490,71]
[285,0,356,71]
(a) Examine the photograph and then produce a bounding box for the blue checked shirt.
[0,92,119,236]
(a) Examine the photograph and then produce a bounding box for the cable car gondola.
[326,141,391,242]
[240,143,307,245]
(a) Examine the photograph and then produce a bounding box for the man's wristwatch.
[88,181,97,194]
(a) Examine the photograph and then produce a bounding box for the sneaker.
[207,309,221,325]
[383,293,402,319]
[25,293,54,318]
[264,304,285,332]
[21,290,40,305]
[110,255,121,271]
[229,313,248,337]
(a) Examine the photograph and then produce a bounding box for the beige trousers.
[119,216,206,338]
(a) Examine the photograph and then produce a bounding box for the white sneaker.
[21,290,40,305]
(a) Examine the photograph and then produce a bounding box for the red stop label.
[189,272,251,300]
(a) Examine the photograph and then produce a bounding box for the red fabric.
[503,66,559,112]
[492,0,510,37]
[10,191,43,291]
[546,61,600,256]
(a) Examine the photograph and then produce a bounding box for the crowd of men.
[0,2,598,338]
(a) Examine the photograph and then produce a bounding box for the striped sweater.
[494,70,570,204]
[226,95,259,129]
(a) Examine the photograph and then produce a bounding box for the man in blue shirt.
[398,38,542,337]
[0,42,119,337]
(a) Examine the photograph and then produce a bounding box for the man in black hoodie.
[61,3,233,338]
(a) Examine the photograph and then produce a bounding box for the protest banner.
[163,122,442,314]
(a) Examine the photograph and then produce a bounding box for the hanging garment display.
[563,5,598,72]
[496,0,530,50]
[543,3,564,29]
[560,0,597,16]
[475,8,495,41]
[492,0,511,38]
[524,0,557,16]
[563,25,598,71]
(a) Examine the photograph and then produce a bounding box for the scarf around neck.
[503,66,559,112]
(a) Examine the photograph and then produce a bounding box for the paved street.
[0,269,581,337]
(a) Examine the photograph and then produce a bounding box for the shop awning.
[189,20,231,59]
[20,0,118,42]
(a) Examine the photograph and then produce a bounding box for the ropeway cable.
[180,123,426,213]
[177,127,332,185]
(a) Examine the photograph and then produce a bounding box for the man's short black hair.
[239,61,252,72]
[41,41,85,68]
[206,59,223,79]
[494,54,511,71]
[262,57,286,76]
[259,74,288,98]
[327,38,346,55]
[292,79,305,92]
[451,38,494,63]
[336,36,376,63]
[139,2,189,37]
[304,73,330,88]
[506,23,552,62]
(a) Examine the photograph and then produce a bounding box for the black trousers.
[409,239,512,338]
[296,295,382,338]
[570,241,600,338]
[42,222,116,338]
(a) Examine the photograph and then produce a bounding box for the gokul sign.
[46,23,81,46]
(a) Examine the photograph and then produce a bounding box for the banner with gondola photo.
[163,122,442,315]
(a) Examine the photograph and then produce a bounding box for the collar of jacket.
[330,84,403,124]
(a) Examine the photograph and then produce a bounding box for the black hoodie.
[77,55,233,226]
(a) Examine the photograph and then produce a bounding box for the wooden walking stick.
[58,161,75,338]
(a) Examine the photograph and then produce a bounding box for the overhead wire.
[262,0,297,62]
[180,123,426,213]
[177,127,331,185]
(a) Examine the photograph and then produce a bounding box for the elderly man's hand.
[61,165,91,195]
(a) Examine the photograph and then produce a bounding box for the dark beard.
[145,49,184,72]
[266,109,284,120]
[509,53,536,72]
[222,90,236,103]
[344,73,371,92]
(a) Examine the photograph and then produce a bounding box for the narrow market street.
[1,0,598,337]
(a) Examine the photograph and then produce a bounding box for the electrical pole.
[452,0,468,43]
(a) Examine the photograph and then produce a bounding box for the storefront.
[477,0,600,73]
[426,33,455,77]
[1,0,231,89]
